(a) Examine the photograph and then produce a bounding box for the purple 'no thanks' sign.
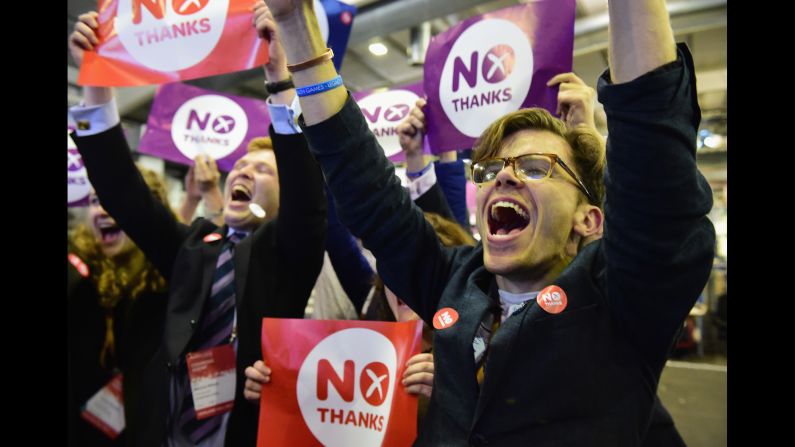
[423,0,575,152]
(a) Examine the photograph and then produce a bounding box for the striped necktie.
[179,231,243,443]
[474,310,500,386]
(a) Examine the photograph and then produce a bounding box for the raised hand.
[69,11,99,68]
[397,98,428,157]
[547,72,597,130]
[193,154,221,193]
[254,1,289,81]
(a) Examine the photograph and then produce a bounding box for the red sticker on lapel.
[203,233,223,243]
[537,285,568,314]
[68,253,90,278]
[433,307,459,330]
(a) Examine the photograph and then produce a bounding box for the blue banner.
[317,0,357,71]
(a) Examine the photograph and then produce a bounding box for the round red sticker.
[203,233,223,243]
[68,253,90,278]
[537,285,568,314]
[433,307,459,330]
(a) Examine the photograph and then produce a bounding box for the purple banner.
[138,83,271,172]
[353,82,427,163]
[68,130,91,207]
[424,0,575,153]
[317,0,357,71]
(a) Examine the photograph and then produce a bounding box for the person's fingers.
[405,352,433,367]
[245,377,263,393]
[557,90,587,108]
[253,360,272,376]
[403,353,434,381]
[207,156,219,175]
[243,390,261,403]
[403,361,434,380]
[70,31,93,52]
[244,365,270,383]
[78,11,100,30]
[243,378,262,403]
[74,21,99,46]
[409,106,425,123]
[403,371,434,388]
[397,120,416,138]
[547,72,584,87]
[404,383,433,397]
[407,116,425,133]
[195,156,211,179]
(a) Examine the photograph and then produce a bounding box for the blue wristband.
[296,75,344,97]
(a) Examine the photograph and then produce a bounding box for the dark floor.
[658,359,727,447]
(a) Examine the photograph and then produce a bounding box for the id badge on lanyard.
[81,374,125,439]
[186,319,238,420]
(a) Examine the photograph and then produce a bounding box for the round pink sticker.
[537,285,568,314]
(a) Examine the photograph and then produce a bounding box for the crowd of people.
[67,0,715,445]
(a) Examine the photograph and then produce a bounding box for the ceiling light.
[369,42,388,56]
[704,134,723,149]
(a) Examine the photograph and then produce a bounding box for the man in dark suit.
[264,0,714,445]
[68,10,326,446]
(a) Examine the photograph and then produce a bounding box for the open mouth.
[97,221,122,244]
[488,200,530,236]
[231,185,252,203]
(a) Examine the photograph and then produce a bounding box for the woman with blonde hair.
[68,165,171,446]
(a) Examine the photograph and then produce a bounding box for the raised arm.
[69,12,189,279]
[398,98,456,222]
[264,0,459,323]
[607,0,677,84]
[253,2,327,278]
[179,155,225,226]
[266,0,346,124]
[599,0,715,366]
[68,11,113,106]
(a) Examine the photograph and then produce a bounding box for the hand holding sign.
[69,11,100,67]
[423,2,575,152]
[78,0,270,86]
[254,1,290,83]
[401,352,434,398]
[397,98,429,172]
[69,11,113,105]
[397,99,428,157]
[259,319,421,447]
[547,72,597,130]
[243,360,272,405]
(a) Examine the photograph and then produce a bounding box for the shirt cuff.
[406,163,437,200]
[69,97,120,137]
[267,95,303,135]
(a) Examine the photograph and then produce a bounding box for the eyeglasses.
[471,153,595,203]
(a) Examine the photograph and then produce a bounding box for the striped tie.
[179,232,242,443]
[474,310,500,386]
